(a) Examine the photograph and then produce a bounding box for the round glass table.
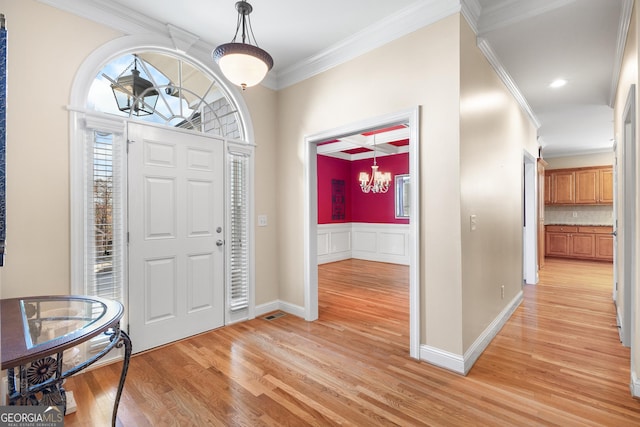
[1,295,131,426]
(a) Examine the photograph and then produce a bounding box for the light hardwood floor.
[63,258,640,426]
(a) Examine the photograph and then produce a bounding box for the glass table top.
[2,295,123,369]
[21,299,108,349]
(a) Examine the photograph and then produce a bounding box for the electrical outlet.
[572,211,578,218]
[258,215,267,227]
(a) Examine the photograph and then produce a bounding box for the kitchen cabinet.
[545,225,613,261]
[552,170,575,204]
[575,169,598,204]
[599,168,614,204]
[545,166,613,205]
[544,173,551,205]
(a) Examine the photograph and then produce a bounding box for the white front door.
[128,122,225,353]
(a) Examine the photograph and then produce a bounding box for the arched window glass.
[88,52,243,140]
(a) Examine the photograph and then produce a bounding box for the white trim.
[304,106,421,359]
[542,147,616,159]
[609,0,634,107]
[317,223,352,265]
[419,345,465,374]
[276,0,461,89]
[471,0,576,35]
[254,300,305,319]
[477,38,540,129]
[631,369,640,398]
[68,34,254,143]
[351,223,411,265]
[317,223,411,265]
[420,290,523,375]
[462,290,523,374]
[523,151,538,284]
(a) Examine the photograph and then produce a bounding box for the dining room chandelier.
[358,137,391,194]
[212,1,274,90]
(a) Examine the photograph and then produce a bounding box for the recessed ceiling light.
[550,79,568,88]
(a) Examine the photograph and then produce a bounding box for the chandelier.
[109,56,159,116]
[213,1,274,90]
[358,136,391,193]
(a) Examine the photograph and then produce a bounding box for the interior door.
[128,122,225,353]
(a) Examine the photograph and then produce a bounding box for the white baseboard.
[420,290,523,375]
[255,300,305,319]
[632,369,640,398]
[462,290,523,375]
[420,345,465,374]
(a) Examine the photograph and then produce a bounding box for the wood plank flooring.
[63,258,640,426]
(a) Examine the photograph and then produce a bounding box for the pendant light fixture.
[110,56,159,116]
[358,136,391,194]
[213,1,274,90]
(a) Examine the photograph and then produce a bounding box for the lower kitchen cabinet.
[545,225,613,262]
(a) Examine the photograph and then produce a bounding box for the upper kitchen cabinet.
[575,169,598,204]
[546,166,613,205]
[599,168,614,204]
[552,170,575,204]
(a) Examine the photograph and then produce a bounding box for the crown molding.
[477,38,540,129]
[460,0,481,34]
[39,0,163,35]
[541,145,614,159]
[609,0,634,107]
[274,0,462,90]
[474,0,576,35]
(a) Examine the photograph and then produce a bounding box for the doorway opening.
[303,107,421,358]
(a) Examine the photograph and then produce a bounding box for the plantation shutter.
[228,150,249,312]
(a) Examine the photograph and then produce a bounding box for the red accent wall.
[317,155,352,223]
[317,153,409,224]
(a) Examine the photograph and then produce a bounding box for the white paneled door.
[128,122,225,353]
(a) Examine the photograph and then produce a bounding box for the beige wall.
[459,17,538,351]
[545,152,613,169]
[0,1,281,308]
[277,14,465,353]
[0,0,121,298]
[613,0,640,387]
[240,86,280,306]
[276,14,537,355]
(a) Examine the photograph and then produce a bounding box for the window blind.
[228,151,249,312]
[86,130,125,354]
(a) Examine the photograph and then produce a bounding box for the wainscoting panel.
[318,223,410,265]
[318,223,352,264]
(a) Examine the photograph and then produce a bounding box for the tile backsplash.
[545,205,613,225]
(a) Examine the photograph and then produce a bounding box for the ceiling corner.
[460,0,482,34]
